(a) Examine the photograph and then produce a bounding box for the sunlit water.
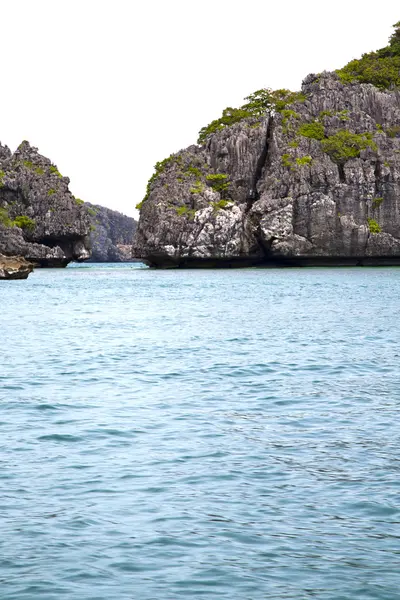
[1,264,400,599]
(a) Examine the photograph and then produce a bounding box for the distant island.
[134,22,400,267]
[85,204,137,262]
[0,142,137,278]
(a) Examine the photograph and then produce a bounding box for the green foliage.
[372,196,384,209]
[23,160,33,169]
[319,110,333,119]
[321,130,377,163]
[48,188,56,196]
[336,22,400,89]
[50,165,63,178]
[210,199,230,211]
[190,181,205,194]
[367,218,382,233]
[376,123,384,132]
[197,88,306,144]
[0,207,11,226]
[386,125,400,138]
[0,170,5,188]
[298,121,325,140]
[89,224,96,231]
[142,154,181,205]
[205,173,229,192]
[336,110,349,121]
[87,207,98,216]
[12,215,35,231]
[35,166,45,175]
[75,198,84,205]
[288,140,299,148]
[198,107,253,144]
[281,153,293,168]
[296,155,313,166]
[135,201,143,210]
[185,165,203,178]
[175,206,195,218]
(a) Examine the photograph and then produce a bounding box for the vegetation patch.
[135,201,143,211]
[321,130,377,163]
[0,207,12,226]
[142,154,182,205]
[296,155,313,166]
[48,188,56,196]
[211,199,231,211]
[205,173,229,192]
[281,154,294,168]
[336,22,400,89]
[12,215,35,231]
[175,206,195,218]
[386,125,400,138]
[367,218,382,234]
[197,88,306,144]
[0,170,5,188]
[50,165,63,178]
[87,207,98,216]
[298,121,325,141]
[190,181,205,194]
[372,196,384,209]
[74,198,84,205]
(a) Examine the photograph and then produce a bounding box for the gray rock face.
[134,73,400,267]
[86,204,137,262]
[0,141,91,267]
[0,254,33,279]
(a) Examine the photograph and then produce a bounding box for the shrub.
[12,215,35,231]
[367,218,381,234]
[336,22,400,89]
[87,207,98,216]
[175,206,195,218]
[210,199,230,211]
[0,170,5,188]
[298,121,325,140]
[35,167,45,175]
[75,198,84,205]
[0,207,12,227]
[321,130,377,163]
[48,189,56,196]
[281,154,293,168]
[135,201,143,210]
[205,173,229,192]
[197,88,306,144]
[296,155,313,166]
[190,181,205,194]
[372,197,384,209]
[142,154,182,205]
[50,165,63,178]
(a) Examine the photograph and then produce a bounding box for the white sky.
[1,0,398,217]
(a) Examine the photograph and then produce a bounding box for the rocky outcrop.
[134,72,400,267]
[86,204,137,262]
[0,254,33,279]
[0,141,91,267]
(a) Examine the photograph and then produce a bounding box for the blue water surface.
[1,264,400,600]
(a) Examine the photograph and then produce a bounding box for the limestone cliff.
[134,25,400,267]
[86,204,137,262]
[0,142,91,267]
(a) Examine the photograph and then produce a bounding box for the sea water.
[1,264,400,599]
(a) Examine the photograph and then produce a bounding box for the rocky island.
[0,141,91,272]
[134,22,400,267]
[86,204,137,262]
